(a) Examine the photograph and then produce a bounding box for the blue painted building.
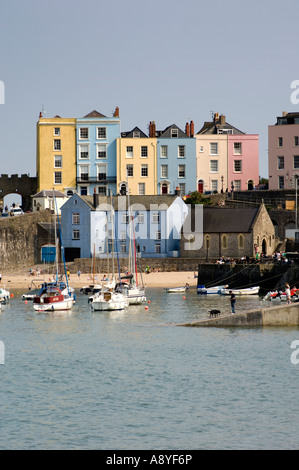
[155,122,196,196]
[76,108,120,197]
[60,193,189,261]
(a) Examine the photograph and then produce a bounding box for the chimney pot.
[185,122,190,136]
[220,114,226,125]
[214,113,219,122]
[190,120,194,137]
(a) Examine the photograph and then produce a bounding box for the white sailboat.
[91,193,128,312]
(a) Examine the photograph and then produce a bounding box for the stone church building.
[180,204,275,260]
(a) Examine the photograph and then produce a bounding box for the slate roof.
[32,190,66,198]
[156,124,189,138]
[184,206,259,233]
[197,120,245,135]
[121,127,148,138]
[77,194,182,211]
[83,110,107,118]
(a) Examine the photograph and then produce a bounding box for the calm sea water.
[0,286,299,450]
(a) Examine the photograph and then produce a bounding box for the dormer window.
[171,129,178,138]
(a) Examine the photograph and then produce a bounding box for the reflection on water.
[0,287,298,450]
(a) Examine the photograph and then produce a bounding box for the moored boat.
[91,288,129,311]
[0,287,10,303]
[33,285,74,312]
[220,286,260,295]
[165,285,189,293]
[197,284,228,294]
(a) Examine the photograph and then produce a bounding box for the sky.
[0,0,299,179]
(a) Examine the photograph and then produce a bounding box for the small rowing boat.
[220,286,260,296]
[197,284,228,294]
[165,285,189,293]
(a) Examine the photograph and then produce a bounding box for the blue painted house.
[76,108,120,197]
[155,122,196,196]
[60,193,189,261]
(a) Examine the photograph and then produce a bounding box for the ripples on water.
[0,287,299,450]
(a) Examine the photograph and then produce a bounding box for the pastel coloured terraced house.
[268,111,299,190]
[196,113,259,193]
[76,108,120,197]
[116,126,157,195]
[36,114,77,194]
[154,121,197,196]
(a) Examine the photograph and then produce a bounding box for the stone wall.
[0,210,53,269]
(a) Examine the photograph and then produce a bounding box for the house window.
[178,183,186,194]
[54,127,60,136]
[161,145,168,158]
[234,180,241,191]
[98,186,107,195]
[120,231,126,240]
[126,164,133,177]
[161,165,168,178]
[141,146,148,158]
[211,180,218,192]
[238,234,244,249]
[138,183,145,195]
[294,156,299,169]
[97,127,106,139]
[72,229,80,240]
[79,128,89,139]
[171,128,178,138]
[141,164,148,177]
[152,212,160,223]
[79,165,89,181]
[126,146,133,158]
[54,155,62,168]
[234,142,242,155]
[155,231,161,240]
[72,213,80,224]
[234,160,242,172]
[278,175,284,189]
[222,234,227,249]
[79,144,89,159]
[54,172,62,184]
[97,164,107,181]
[210,160,218,173]
[155,243,161,253]
[278,156,284,170]
[295,136,299,146]
[97,144,107,159]
[210,143,218,155]
[178,145,185,158]
[278,137,283,147]
[80,186,88,196]
[138,213,144,224]
[54,139,61,150]
[120,243,127,254]
[178,165,185,178]
[133,130,140,138]
[122,212,129,224]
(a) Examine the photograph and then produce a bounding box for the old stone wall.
[0,210,53,270]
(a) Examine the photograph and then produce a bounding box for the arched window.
[222,234,227,249]
[238,234,244,249]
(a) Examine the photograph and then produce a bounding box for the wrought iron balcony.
[76,176,116,184]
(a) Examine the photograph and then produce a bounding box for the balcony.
[77,176,116,184]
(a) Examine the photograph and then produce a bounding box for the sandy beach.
[0,267,198,290]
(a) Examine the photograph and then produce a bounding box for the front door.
[198,181,204,193]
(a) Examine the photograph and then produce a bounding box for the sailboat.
[91,193,128,311]
[33,191,75,312]
[80,244,102,295]
[115,185,146,305]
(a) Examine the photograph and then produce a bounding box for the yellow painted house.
[36,114,76,194]
[116,127,157,195]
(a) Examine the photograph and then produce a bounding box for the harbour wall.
[179,303,299,327]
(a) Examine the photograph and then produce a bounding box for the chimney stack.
[113,106,119,117]
[149,121,156,137]
[93,187,99,209]
[220,114,226,125]
[190,120,194,137]
[214,112,219,122]
[185,122,190,136]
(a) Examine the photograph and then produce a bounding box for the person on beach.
[285,283,291,304]
[230,290,236,314]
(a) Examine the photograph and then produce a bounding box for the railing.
[76,176,116,184]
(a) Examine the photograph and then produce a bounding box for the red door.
[198,181,204,193]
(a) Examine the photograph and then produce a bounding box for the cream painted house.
[32,190,69,215]
[116,127,157,195]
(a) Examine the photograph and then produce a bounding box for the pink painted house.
[268,112,299,190]
[228,134,259,191]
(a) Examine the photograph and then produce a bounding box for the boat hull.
[197,285,228,294]
[220,287,260,295]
